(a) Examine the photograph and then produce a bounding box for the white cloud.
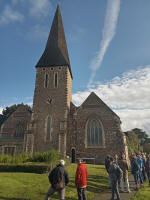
[88,0,120,86]
[0,5,24,24]
[73,66,150,135]
[0,107,3,114]
[115,109,150,134]
[29,0,53,18]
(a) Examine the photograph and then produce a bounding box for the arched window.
[54,72,58,88]
[46,116,51,141]
[87,119,103,146]
[14,124,24,138]
[44,73,49,88]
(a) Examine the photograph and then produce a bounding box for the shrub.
[0,149,60,166]
[29,149,60,166]
[0,163,50,174]
[0,154,12,163]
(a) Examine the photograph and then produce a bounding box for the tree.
[126,130,142,155]
[0,104,32,127]
[132,128,148,143]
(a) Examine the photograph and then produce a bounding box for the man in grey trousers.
[45,160,69,200]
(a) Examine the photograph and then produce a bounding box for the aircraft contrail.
[88,0,120,87]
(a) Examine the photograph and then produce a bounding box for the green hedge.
[0,164,50,174]
[0,149,60,164]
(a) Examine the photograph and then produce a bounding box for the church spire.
[36,4,72,78]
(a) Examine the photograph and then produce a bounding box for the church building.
[0,5,128,163]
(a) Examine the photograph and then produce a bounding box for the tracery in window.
[87,119,103,146]
[14,124,24,138]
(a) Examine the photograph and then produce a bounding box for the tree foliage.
[126,130,142,155]
[132,128,148,141]
[126,128,150,155]
[0,104,32,127]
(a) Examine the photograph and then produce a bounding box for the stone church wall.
[67,97,126,164]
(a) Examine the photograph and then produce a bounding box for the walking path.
[94,175,136,200]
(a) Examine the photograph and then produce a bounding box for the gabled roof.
[36,4,72,78]
[81,92,120,119]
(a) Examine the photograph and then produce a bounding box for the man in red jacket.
[75,159,88,200]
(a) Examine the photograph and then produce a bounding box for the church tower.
[31,4,72,156]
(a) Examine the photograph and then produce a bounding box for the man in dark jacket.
[131,154,140,190]
[45,160,69,200]
[108,157,123,200]
[75,159,88,200]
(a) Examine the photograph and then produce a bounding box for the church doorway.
[71,148,76,163]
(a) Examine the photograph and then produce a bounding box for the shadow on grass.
[67,174,108,194]
[0,197,30,200]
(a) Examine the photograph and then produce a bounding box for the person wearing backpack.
[145,154,150,186]
[108,157,123,200]
[45,160,69,200]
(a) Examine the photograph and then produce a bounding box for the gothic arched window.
[46,116,51,141]
[87,119,103,146]
[14,124,24,138]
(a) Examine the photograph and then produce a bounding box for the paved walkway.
[94,175,136,200]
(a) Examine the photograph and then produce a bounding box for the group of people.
[105,152,150,200]
[45,159,88,200]
[131,152,150,190]
[45,152,150,200]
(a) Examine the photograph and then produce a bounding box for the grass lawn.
[131,181,150,200]
[0,164,108,200]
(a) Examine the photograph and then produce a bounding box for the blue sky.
[0,0,150,135]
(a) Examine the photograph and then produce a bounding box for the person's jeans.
[133,171,140,185]
[111,180,120,200]
[139,170,144,184]
[45,186,65,200]
[146,172,150,185]
[77,187,87,200]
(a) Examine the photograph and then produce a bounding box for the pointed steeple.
[36,4,72,78]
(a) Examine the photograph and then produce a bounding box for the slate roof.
[36,4,72,78]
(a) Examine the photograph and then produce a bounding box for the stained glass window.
[87,119,103,146]
[14,125,24,138]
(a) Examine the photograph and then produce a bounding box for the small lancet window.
[54,72,58,88]
[46,116,51,141]
[44,73,49,88]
